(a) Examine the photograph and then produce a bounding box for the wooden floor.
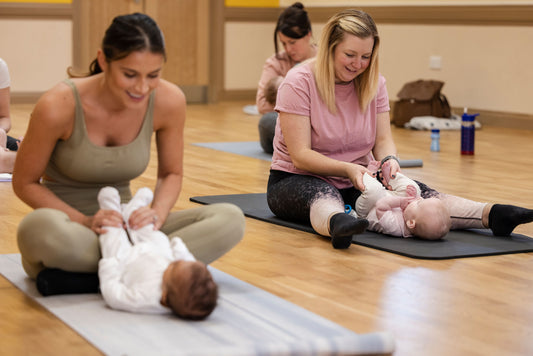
[2,100,533,356]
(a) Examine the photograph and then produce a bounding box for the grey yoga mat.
[190,193,533,260]
[0,254,394,356]
[192,141,423,167]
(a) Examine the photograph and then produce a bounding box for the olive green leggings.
[17,203,245,279]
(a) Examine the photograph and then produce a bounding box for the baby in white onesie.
[97,186,218,319]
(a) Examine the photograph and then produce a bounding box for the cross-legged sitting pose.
[14,13,245,295]
[266,9,533,250]
[98,187,217,319]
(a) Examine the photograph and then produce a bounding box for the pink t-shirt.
[271,61,390,189]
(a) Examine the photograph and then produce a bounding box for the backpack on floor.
[392,79,451,127]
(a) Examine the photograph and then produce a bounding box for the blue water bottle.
[461,108,478,155]
[430,129,440,152]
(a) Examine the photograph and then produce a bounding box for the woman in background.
[256,2,317,154]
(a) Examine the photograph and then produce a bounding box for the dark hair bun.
[291,2,304,10]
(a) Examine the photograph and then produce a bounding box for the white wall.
[2,10,533,117]
[225,22,273,91]
[225,21,533,115]
[0,18,72,93]
[379,23,533,114]
[225,22,324,90]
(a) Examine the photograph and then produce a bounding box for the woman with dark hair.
[13,13,245,295]
[256,2,317,154]
[267,9,533,249]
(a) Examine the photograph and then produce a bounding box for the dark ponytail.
[274,2,311,58]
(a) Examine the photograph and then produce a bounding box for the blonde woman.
[266,9,533,249]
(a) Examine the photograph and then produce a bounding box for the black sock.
[329,213,369,249]
[488,204,533,237]
[36,268,100,296]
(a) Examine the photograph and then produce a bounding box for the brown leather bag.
[392,79,451,127]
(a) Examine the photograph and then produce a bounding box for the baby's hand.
[367,160,380,174]
[400,196,417,211]
[406,184,417,198]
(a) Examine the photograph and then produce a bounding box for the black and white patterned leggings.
[266,170,485,231]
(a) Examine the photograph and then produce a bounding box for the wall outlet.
[429,55,442,70]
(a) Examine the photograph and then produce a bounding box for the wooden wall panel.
[145,0,209,86]
[72,0,143,75]
[72,0,209,101]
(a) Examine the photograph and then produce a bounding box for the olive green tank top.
[43,79,154,215]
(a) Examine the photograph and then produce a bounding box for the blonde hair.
[314,9,380,114]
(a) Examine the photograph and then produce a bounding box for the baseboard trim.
[0,3,71,19]
[13,90,533,130]
[458,108,533,131]
[220,91,533,130]
[11,92,42,105]
[221,89,256,101]
[181,86,208,104]
[225,5,533,26]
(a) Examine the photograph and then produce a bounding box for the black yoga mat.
[190,193,533,260]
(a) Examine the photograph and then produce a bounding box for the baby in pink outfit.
[356,162,451,239]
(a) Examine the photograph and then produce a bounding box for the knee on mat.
[17,208,100,275]
[17,209,70,279]
[21,256,44,280]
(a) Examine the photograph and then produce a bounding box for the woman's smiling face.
[333,34,374,83]
[102,50,164,107]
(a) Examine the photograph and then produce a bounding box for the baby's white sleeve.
[389,173,421,197]
[170,237,196,261]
